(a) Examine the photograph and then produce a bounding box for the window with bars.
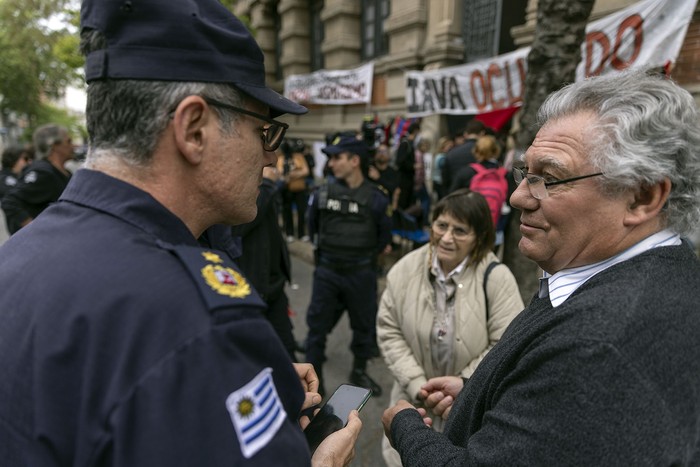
[462,0,501,62]
[310,0,325,70]
[362,0,389,60]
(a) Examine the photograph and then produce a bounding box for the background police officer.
[1,124,73,234]
[305,135,393,397]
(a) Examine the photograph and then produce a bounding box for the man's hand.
[295,363,322,428]
[311,410,362,467]
[381,400,432,448]
[418,376,464,420]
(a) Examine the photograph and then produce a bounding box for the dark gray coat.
[391,243,700,466]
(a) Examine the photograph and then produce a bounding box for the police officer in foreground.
[306,135,393,397]
[0,0,361,465]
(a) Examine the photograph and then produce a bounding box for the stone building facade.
[234,0,700,149]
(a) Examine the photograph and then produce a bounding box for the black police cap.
[80,0,307,117]
[322,136,369,159]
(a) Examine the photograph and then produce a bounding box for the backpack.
[468,163,508,228]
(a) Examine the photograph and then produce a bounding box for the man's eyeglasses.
[202,97,288,152]
[512,167,603,200]
[432,221,473,240]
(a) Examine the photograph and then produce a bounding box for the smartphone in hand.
[304,384,371,455]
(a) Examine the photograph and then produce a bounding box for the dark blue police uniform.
[1,158,71,234]
[305,178,392,391]
[0,169,311,466]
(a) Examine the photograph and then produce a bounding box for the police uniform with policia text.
[0,0,320,464]
[0,170,312,466]
[305,136,392,396]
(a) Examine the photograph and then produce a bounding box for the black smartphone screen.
[304,384,371,455]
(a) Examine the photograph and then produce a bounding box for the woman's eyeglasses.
[432,221,473,240]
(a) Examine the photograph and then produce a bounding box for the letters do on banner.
[405,0,696,117]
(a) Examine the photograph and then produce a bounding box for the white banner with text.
[284,62,374,105]
[405,0,697,117]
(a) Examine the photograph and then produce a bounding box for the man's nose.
[510,177,535,210]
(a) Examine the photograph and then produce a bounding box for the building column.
[422,0,465,68]
[321,1,362,69]
[279,0,312,76]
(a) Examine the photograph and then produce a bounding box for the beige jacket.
[377,243,524,405]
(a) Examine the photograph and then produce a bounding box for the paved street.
[286,240,395,467]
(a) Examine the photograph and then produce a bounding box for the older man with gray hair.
[382,68,700,465]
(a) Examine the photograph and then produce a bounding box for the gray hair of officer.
[536,68,700,236]
[79,29,244,168]
[78,0,305,169]
[33,124,69,160]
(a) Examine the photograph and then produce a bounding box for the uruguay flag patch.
[226,368,287,458]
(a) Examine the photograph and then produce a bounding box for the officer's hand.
[294,362,320,393]
[311,410,362,467]
[294,363,322,428]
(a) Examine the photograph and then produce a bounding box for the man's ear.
[624,178,672,226]
[171,96,212,166]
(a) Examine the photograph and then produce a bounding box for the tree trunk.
[503,0,595,302]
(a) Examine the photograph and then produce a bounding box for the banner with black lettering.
[284,62,374,105]
[406,0,697,117]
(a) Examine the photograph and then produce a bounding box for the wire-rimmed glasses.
[512,167,603,199]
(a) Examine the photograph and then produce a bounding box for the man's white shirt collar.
[543,230,681,307]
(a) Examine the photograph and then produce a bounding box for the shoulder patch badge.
[164,244,264,309]
[202,251,223,263]
[201,255,251,298]
[24,171,37,184]
[226,368,287,459]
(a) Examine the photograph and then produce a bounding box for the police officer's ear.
[171,95,215,166]
[349,153,362,168]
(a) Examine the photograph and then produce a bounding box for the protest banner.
[405,0,697,117]
[284,62,374,105]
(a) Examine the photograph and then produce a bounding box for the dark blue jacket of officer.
[1,158,71,234]
[0,170,311,466]
[308,178,392,266]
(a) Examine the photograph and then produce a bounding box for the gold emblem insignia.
[201,264,251,298]
[202,251,223,263]
[237,397,255,418]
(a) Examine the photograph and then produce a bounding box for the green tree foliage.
[0,0,81,120]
